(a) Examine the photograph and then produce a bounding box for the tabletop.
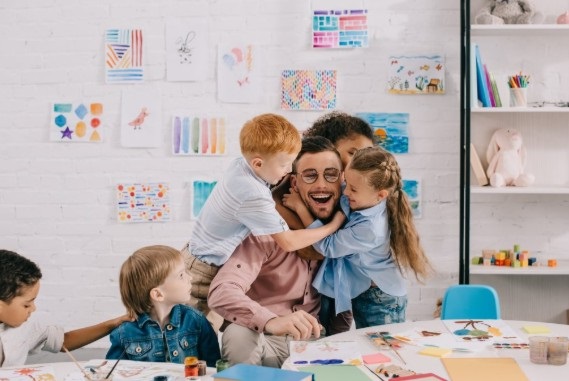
[0,359,217,381]
[284,319,569,380]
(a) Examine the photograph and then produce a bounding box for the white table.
[1,360,217,381]
[285,319,569,380]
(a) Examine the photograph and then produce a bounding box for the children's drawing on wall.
[356,112,409,154]
[217,44,261,103]
[166,19,208,81]
[120,90,162,147]
[402,178,421,218]
[387,55,445,94]
[117,183,170,223]
[312,9,368,48]
[50,102,103,142]
[105,29,144,83]
[281,69,337,110]
[191,179,217,220]
[172,115,227,155]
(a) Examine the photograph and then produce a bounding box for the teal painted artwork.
[192,179,217,219]
[356,112,409,154]
[402,178,421,218]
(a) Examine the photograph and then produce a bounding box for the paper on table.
[442,319,521,343]
[442,358,529,381]
[0,365,56,381]
[362,352,391,364]
[418,347,452,357]
[289,340,363,365]
[522,325,550,334]
[299,365,372,381]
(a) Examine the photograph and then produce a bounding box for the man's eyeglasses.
[295,168,341,184]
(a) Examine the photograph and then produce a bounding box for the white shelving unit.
[463,1,569,324]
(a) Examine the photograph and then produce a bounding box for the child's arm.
[62,314,132,351]
[282,188,318,227]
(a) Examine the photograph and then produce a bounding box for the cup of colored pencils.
[508,73,530,107]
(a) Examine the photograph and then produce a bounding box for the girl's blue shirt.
[106,304,220,367]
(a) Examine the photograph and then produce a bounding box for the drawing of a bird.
[128,107,149,130]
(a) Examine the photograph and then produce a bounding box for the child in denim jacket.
[106,245,220,366]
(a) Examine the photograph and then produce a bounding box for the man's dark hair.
[292,136,342,173]
[0,249,42,303]
[303,111,374,144]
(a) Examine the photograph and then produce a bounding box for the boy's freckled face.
[0,281,40,328]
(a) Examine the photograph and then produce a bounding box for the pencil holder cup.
[529,336,549,364]
[509,88,528,107]
[547,336,569,365]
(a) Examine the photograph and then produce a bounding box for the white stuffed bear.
[475,0,542,25]
[486,128,534,187]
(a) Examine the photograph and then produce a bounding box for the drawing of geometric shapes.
[281,69,337,110]
[61,126,73,139]
[313,10,368,48]
[90,103,103,115]
[74,104,88,119]
[90,130,101,141]
[54,114,67,127]
[75,121,87,138]
[116,183,170,223]
[105,29,144,83]
[91,117,101,128]
[54,103,72,113]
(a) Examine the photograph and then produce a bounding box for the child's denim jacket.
[106,304,220,367]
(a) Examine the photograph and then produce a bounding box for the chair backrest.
[440,284,501,319]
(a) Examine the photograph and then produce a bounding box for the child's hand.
[282,188,304,213]
[114,313,135,326]
[331,210,346,229]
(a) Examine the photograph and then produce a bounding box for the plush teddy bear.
[475,0,541,25]
[485,128,535,187]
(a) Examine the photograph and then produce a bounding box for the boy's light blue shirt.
[106,304,220,367]
[190,157,288,266]
[311,196,406,315]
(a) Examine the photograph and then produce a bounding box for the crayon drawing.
[117,183,170,223]
[50,102,103,142]
[105,29,144,83]
[312,9,368,48]
[281,69,337,110]
[402,179,421,219]
[218,44,261,103]
[172,115,227,156]
[356,112,409,154]
[166,19,208,81]
[121,89,162,147]
[191,179,217,220]
[387,55,445,94]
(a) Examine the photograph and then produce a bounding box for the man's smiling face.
[291,151,343,221]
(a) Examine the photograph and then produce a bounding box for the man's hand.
[264,310,321,340]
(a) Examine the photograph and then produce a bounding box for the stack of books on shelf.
[471,44,502,108]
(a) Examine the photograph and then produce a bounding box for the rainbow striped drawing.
[105,29,144,83]
[172,115,227,155]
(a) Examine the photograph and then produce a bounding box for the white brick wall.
[0,0,460,347]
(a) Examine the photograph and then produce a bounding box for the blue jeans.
[352,287,407,329]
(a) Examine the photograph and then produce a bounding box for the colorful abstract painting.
[172,115,226,155]
[313,9,368,48]
[50,102,103,142]
[117,183,170,223]
[121,89,162,147]
[191,179,217,220]
[166,19,208,81]
[0,365,56,380]
[387,55,445,94]
[402,178,421,218]
[281,69,337,110]
[356,112,409,154]
[217,44,261,103]
[105,29,144,83]
[443,319,520,343]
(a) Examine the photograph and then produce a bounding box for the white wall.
[0,0,460,347]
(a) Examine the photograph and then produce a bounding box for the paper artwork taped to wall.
[387,55,445,94]
[402,179,421,219]
[312,9,368,48]
[121,90,162,147]
[0,365,56,381]
[191,179,218,220]
[356,112,409,154]
[117,183,170,223]
[172,115,227,155]
[166,19,208,81]
[217,45,261,103]
[105,29,144,83]
[281,69,337,110]
[50,102,103,142]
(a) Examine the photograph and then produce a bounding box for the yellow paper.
[522,325,550,334]
[418,347,452,357]
[442,358,529,381]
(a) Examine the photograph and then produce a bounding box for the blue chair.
[440,284,501,319]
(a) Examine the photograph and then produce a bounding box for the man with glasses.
[208,137,343,367]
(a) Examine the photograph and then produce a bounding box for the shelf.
[470,186,569,194]
[472,24,569,36]
[471,107,569,113]
[471,263,569,275]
